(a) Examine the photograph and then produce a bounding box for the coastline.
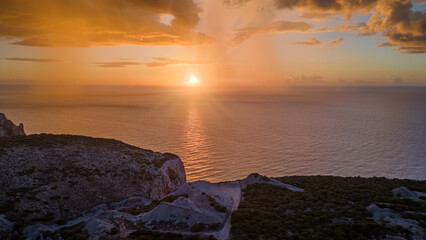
[1,133,425,240]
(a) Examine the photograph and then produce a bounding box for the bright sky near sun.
[0,0,425,88]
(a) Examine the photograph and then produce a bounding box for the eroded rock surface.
[0,113,25,137]
[129,173,304,240]
[0,134,186,239]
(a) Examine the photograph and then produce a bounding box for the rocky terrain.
[0,134,186,239]
[0,113,25,137]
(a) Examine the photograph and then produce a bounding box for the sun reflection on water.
[180,98,216,182]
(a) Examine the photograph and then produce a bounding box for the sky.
[0,0,425,89]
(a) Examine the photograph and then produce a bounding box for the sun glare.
[189,76,199,85]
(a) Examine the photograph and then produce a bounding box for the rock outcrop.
[392,187,426,202]
[129,173,304,240]
[367,204,425,239]
[0,134,186,239]
[0,113,25,137]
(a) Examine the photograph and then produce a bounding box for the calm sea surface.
[1,86,426,182]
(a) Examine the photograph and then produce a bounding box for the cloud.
[330,37,344,46]
[228,0,425,54]
[0,0,213,47]
[298,11,341,21]
[377,42,395,47]
[272,0,425,54]
[286,74,326,85]
[291,38,322,45]
[274,0,377,20]
[144,58,210,67]
[360,0,426,54]
[118,58,140,61]
[4,58,59,63]
[223,0,253,6]
[228,20,313,45]
[94,62,141,68]
[392,76,404,84]
[291,37,344,46]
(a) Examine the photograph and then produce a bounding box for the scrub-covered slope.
[231,176,426,240]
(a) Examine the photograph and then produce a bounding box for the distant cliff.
[0,134,186,239]
[0,113,25,137]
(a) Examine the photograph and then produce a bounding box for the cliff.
[0,134,186,239]
[0,113,25,137]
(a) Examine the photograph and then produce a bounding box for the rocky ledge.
[0,113,25,137]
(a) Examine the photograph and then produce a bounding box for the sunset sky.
[0,0,425,88]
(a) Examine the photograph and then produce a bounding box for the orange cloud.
[360,0,426,54]
[228,20,313,45]
[144,58,211,67]
[228,0,425,53]
[94,62,141,68]
[291,38,322,45]
[291,37,344,46]
[0,0,213,47]
[298,11,341,21]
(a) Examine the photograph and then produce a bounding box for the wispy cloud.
[291,37,344,47]
[94,62,141,68]
[144,58,210,67]
[228,20,313,45]
[291,38,322,46]
[4,58,59,63]
[286,74,326,85]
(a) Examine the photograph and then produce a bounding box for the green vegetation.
[124,194,189,215]
[231,176,426,240]
[202,192,227,213]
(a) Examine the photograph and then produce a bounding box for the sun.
[189,76,199,85]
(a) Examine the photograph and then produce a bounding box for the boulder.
[392,187,418,199]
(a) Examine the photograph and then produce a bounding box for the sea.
[1,85,425,182]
